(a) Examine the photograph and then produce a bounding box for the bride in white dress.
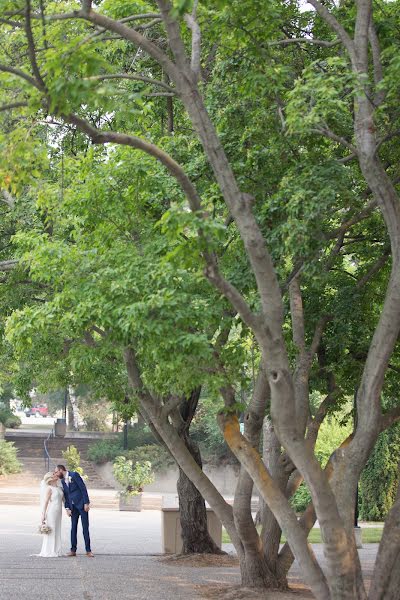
[36,471,64,557]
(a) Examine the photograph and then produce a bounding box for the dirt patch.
[159,553,239,568]
[195,583,313,599]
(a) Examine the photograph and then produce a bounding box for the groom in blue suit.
[56,464,94,557]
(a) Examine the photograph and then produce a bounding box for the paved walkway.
[0,505,240,600]
[0,505,378,600]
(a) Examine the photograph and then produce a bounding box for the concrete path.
[0,505,378,600]
[0,505,240,600]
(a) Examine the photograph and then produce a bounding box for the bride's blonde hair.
[43,471,55,485]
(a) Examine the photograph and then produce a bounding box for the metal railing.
[44,428,54,472]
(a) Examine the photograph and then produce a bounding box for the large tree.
[1,1,400,598]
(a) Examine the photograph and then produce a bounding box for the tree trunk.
[67,401,74,430]
[124,349,302,588]
[177,432,223,554]
[240,548,282,589]
[369,465,400,600]
[68,385,80,431]
[257,418,291,588]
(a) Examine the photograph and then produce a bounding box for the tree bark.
[260,418,288,587]
[68,385,80,431]
[177,432,223,554]
[368,465,400,600]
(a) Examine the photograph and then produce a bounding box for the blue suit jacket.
[61,471,90,510]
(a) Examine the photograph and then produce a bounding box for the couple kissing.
[36,464,94,558]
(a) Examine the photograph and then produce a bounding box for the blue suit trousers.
[71,505,91,552]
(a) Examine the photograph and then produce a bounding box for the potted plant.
[113,456,154,511]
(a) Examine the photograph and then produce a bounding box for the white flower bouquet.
[38,521,52,535]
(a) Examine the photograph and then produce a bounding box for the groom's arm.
[74,472,90,505]
[62,483,71,510]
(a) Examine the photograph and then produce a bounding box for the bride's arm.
[42,488,52,522]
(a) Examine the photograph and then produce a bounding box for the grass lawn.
[222,527,383,545]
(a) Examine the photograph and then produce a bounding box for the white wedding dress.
[36,485,64,557]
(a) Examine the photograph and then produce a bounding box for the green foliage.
[87,438,123,464]
[126,444,174,473]
[87,426,158,464]
[126,426,157,449]
[61,445,86,479]
[286,57,357,134]
[191,394,232,460]
[291,411,352,512]
[78,397,111,432]
[290,483,312,514]
[314,411,352,467]
[359,425,400,521]
[0,403,21,429]
[113,456,154,496]
[0,440,21,476]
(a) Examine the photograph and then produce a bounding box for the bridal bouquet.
[38,521,52,535]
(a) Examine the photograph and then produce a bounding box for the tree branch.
[184,0,201,82]
[289,277,306,354]
[81,8,179,81]
[0,17,23,27]
[0,260,18,271]
[356,250,390,289]
[81,0,92,14]
[161,395,182,420]
[307,0,357,66]
[310,125,358,155]
[24,0,47,90]
[204,258,260,332]
[380,405,400,432]
[369,19,384,106]
[64,113,203,212]
[0,101,28,113]
[308,315,332,360]
[1,190,15,208]
[269,37,340,48]
[327,199,378,240]
[84,73,175,93]
[0,64,42,90]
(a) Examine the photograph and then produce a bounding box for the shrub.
[61,445,87,479]
[191,397,231,461]
[126,426,157,448]
[0,440,22,476]
[113,456,154,497]
[87,425,158,464]
[79,402,110,432]
[290,483,312,513]
[359,424,400,521]
[0,407,21,429]
[126,445,174,472]
[87,439,123,464]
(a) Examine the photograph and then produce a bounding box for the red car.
[25,404,49,417]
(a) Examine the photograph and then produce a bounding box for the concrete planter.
[119,493,143,512]
[161,508,222,554]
